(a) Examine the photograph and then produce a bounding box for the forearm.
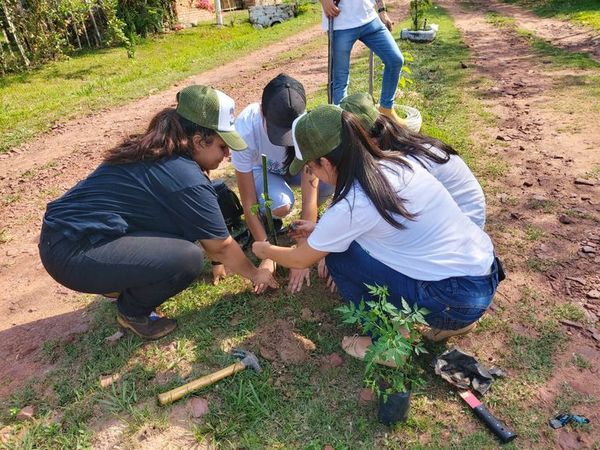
[262,241,327,269]
[374,0,386,12]
[236,170,269,243]
[245,207,269,242]
[204,239,259,280]
[300,172,319,222]
[264,246,311,269]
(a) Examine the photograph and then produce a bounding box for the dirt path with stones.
[0,3,409,398]
[441,0,599,447]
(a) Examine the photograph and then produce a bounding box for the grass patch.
[516,28,600,70]
[0,5,321,154]
[506,323,563,382]
[526,197,557,213]
[485,11,517,28]
[501,0,600,31]
[526,256,559,273]
[564,208,598,221]
[554,382,597,413]
[571,353,592,371]
[552,303,586,323]
[524,224,545,241]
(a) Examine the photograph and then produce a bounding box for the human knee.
[178,244,205,280]
[272,203,292,219]
[385,52,404,71]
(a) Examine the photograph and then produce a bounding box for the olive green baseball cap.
[289,105,343,176]
[176,85,246,151]
[339,92,379,130]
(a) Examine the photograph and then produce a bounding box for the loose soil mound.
[249,319,316,364]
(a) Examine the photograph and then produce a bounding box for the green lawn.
[502,0,600,30]
[0,4,321,154]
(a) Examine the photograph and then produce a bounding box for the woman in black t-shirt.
[40,85,277,340]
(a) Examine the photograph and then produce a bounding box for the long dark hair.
[104,108,217,164]
[283,146,296,175]
[316,112,416,229]
[371,115,458,167]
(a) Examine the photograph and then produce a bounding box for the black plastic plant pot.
[378,391,411,426]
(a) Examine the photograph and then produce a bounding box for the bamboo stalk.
[2,28,15,58]
[71,13,82,49]
[1,0,29,66]
[80,14,92,48]
[84,0,101,46]
[261,154,278,246]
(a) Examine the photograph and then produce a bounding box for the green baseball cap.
[339,92,379,130]
[176,85,246,151]
[289,105,343,176]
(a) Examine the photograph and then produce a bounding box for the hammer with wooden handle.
[157,349,261,406]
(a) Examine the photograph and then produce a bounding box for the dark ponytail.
[104,108,217,165]
[320,112,416,229]
[371,115,458,167]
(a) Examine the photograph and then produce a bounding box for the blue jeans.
[326,242,501,330]
[333,17,404,108]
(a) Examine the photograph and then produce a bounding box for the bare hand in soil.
[325,273,337,293]
[319,0,340,18]
[289,220,315,240]
[252,267,279,294]
[317,258,328,279]
[211,263,228,285]
[288,267,311,294]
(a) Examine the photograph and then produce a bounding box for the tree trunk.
[0,0,29,66]
[80,15,92,48]
[84,0,101,46]
[71,14,82,49]
[2,27,15,58]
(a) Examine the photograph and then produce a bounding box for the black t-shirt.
[43,156,229,243]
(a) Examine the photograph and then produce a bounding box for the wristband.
[377,6,386,13]
[211,261,222,266]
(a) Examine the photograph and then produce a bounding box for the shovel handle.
[158,361,245,405]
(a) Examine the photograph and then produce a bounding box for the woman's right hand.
[252,267,279,294]
[320,0,340,18]
[318,258,337,293]
[289,220,316,240]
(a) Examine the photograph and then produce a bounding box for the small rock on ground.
[559,215,574,224]
[586,290,600,299]
[358,388,375,404]
[16,405,35,421]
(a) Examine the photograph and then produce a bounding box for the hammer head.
[232,349,262,373]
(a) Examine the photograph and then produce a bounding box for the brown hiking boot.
[117,312,177,340]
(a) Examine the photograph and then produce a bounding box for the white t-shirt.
[321,0,378,31]
[232,103,288,175]
[409,147,486,229]
[308,160,494,281]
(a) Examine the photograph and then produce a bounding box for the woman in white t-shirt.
[253,105,503,359]
[340,93,486,229]
[233,74,334,293]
